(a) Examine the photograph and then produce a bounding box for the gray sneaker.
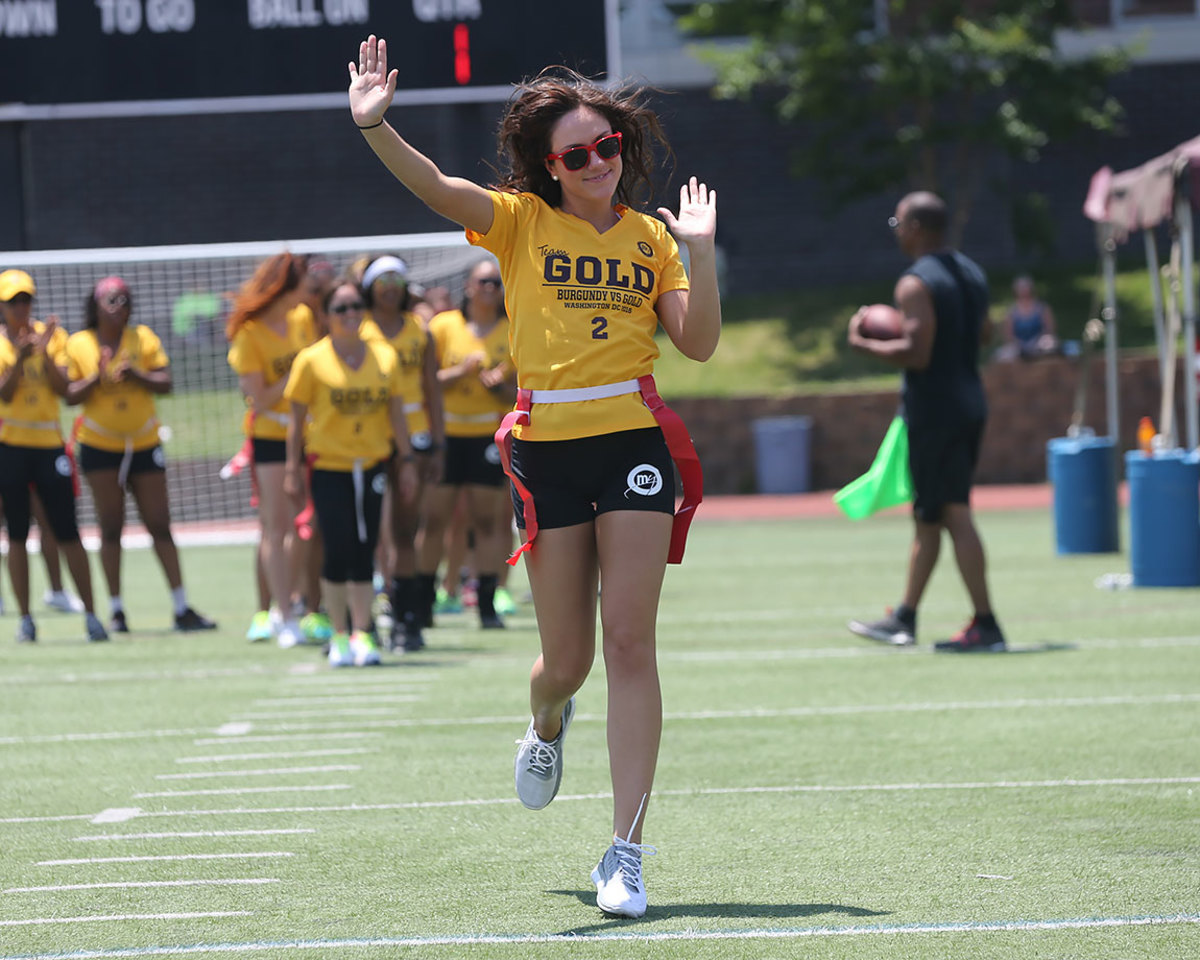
[514,697,575,810]
[592,838,655,918]
[16,615,36,644]
[85,613,110,643]
[848,609,915,646]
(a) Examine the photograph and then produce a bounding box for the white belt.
[402,401,424,415]
[444,412,502,424]
[81,416,158,488]
[3,418,60,432]
[528,379,640,404]
[259,410,290,427]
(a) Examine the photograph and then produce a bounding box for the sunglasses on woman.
[545,132,623,172]
[330,301,365,315]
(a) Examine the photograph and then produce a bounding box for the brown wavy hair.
[226,252,308,341]
[492,68,672,210]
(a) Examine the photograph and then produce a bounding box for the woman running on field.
[348,35,720,917]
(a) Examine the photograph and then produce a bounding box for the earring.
[551,175,559,181]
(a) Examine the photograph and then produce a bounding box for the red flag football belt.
[494,374,702,566]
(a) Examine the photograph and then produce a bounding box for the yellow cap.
[0,270,36,301]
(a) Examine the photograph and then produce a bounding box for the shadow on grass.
[547,890,888,932]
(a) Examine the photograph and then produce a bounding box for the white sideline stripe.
[5,775,1195,827]
[177,749,373,764]
[233,708,414,720]
[251,695,422,705]
[155,765,362,781]
[0,666,280,686]
[73,829,315,842]
[4,690,1198,749]
[5,879,279,893]
[193,732,381,746]
[0,913,1195,955]
[216,722,253,736]
[0,910,250,930]
[133,785,350,799]
[38,853,294,866]
[92,808,141,824]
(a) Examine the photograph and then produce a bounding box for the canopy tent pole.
[1143,230,1170,408]
[1100,231,1121,446]
[1178,195,1199,450]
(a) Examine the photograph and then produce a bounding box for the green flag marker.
[833,417,913,520]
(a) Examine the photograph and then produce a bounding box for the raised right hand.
[348,35,398,129]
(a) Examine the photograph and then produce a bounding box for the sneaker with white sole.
[44,589,85,613]
[349,630,381,666]
[246,610,273,642]
[514,697,575,810]
[85,613,110,643]
[848,608,916,647]
[276,618,302,649]
[592,837,656,918]
[327,633,354,668]
[16,615,36,644]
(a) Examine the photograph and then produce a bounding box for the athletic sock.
[110,596,124,615]
[391,576,417,627]
[171,586,188,616]
[416,573,436,624]
[894,604,916,626]
[477,574,498,618]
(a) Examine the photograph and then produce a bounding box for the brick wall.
[674,353,1189,494]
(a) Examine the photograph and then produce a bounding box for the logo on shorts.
[410,431,432,451]
[484,443,501,465]
[637,241,654,258]
[371,472,387,495]
[625,463,663,498]
[152,447,166,469]
[55,455,72,477]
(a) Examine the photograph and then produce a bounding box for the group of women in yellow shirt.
[0,269,217,644]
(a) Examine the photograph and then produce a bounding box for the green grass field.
[1,507,1198,959]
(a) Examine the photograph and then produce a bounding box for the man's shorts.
[908,417,985,523]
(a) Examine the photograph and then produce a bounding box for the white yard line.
[251,695,422,706]
[176,749,373,764]
[192,732,381,746]
[0,910,250,929]
[232,707,417,720]
[37,853,293,866]
[132,785,350,800]
[4,879,279,893]
[154,765,362,781]
[73,829,315,842]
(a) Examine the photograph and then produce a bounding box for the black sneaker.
[848,608,915,647]
[935,617,1006,653]
[402,622,426,652]
[110,611,130,634]
[175,607,218,632]
[480,612,506,630]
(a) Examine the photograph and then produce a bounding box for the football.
[858,303,905,340]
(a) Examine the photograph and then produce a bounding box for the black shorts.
[908,417,985,523]
[509,427,675,531]
[442,434,505,487]
[252,437,287,464]
[310,464,386,583]
[78,443,166,476]
[0,443,80,543]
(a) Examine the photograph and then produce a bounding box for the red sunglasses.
[545,132,623,172]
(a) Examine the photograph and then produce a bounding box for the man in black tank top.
[845,192,1006,652]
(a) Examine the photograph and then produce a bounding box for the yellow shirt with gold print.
[361,311,432,438]
[428,309,511,439]
[0,321,69,448]
[66,325,167,453]
[226,304,317,440]
[466,190,689,441]
[284,337,403,472]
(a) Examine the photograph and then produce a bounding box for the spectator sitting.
[994,275,1059,361]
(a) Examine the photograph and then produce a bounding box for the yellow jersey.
[428,309,511,438]
[226,305,317,440]
[361,311,432,437]
[285,337,403,472]
[66,325,167,453]
[466,190,689,441]
[0,321,69,448]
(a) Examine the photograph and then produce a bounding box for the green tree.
[680,0,1128,251]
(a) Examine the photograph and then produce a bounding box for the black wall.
[1,62,1197,292]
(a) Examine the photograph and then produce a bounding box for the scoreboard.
[0,0,615,118]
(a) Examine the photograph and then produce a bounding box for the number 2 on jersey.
[591,316,608,340]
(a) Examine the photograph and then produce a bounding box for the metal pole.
[1178,196,1199,451]
[1143,229,1169,395]
[1100,230,1121,551]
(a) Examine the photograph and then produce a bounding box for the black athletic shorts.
[0,443,80,543]
[442,434,505,488]
[509,427,676,531]
[908,417,985,523]
[78,442,166,476]
[252,437,287,464]
[310,464,386,583]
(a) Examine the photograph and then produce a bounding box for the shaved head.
[897,191,947,239]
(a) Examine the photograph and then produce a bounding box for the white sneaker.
[514,697,575,810]
[592,837,655,918]
[327,634,354,668]
[276,618,302,649]
[349,630,381,666]
[44,589,84,613]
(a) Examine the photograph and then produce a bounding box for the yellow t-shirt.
[466,190,689,441]
[284,337,403,472]
[66,325,167,453]
[428,309,511,439]
[226,306,316,440]
[361,311,432,438]
[0,321,69,448]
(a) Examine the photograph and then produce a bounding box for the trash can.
[752,416,812,494]
[1046,434,1119,554]
[1125,449,1200,587]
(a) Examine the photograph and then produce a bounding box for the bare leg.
[901,518,942,611]
[942,503,993,615]
[58,539,96,613]
[255,463,298,617]
[30,493,66,593]
[7,540,30,616]
[596,511,671,844]
[83,469,126,601]
[322,579,347,634]
[129,471,183,590]
[347,581,374,633]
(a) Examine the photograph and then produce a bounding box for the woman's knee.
[601,624,657,673]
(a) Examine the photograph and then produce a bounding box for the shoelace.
[610,793,657,892]
[515,731,560,779]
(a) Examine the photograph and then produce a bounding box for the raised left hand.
[658,176,717,248]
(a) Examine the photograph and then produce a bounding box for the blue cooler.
[1046,435,1119,554]
[1125,450,1200,587]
